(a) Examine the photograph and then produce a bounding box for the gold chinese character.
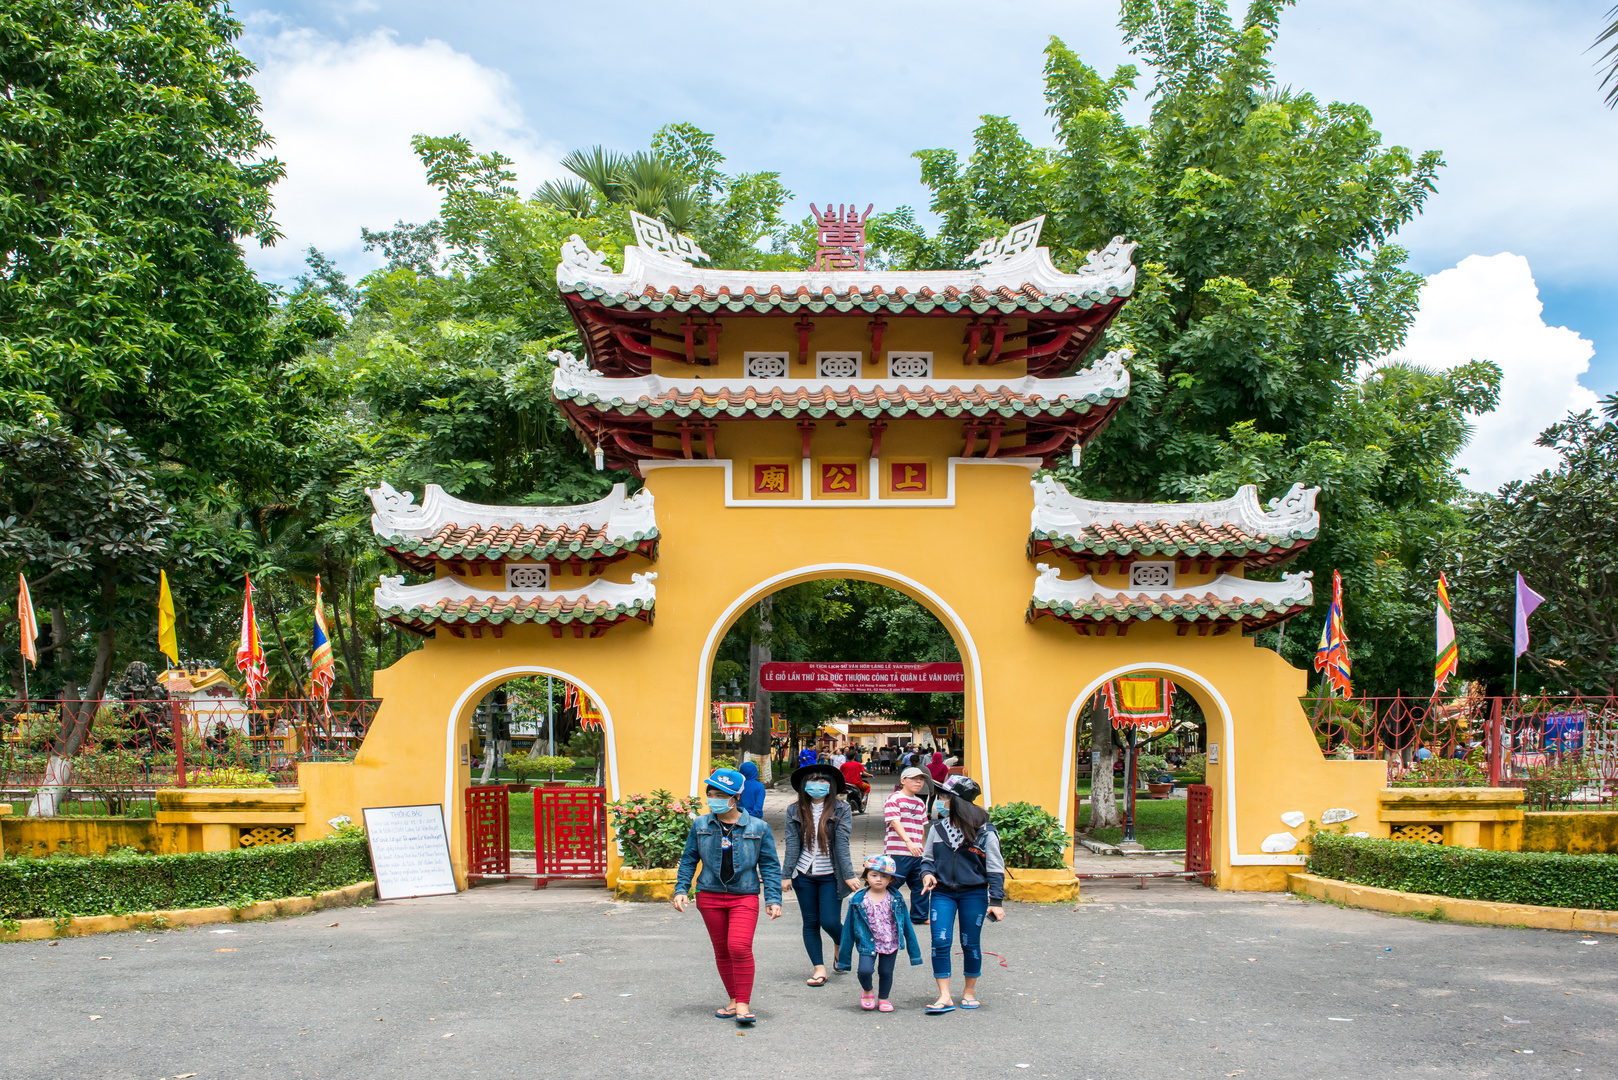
[822,464,855,492]
[755,465,789,493]
[892,463,928,491]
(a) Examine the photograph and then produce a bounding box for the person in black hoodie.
[918,775,1004,1014]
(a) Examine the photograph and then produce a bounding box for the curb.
[2,880,376,941]
[1288,873,1618,934]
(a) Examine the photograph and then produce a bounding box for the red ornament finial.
[809,203,874,272]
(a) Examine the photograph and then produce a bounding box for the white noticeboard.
[362,804,457,900]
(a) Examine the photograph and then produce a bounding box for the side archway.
[692,563,991,802]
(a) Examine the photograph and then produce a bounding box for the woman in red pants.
[673,767,783,1025]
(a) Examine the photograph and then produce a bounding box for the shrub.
[986,801,1067,869]
[1391,748,1487,787]
[179,767,278,789]
[606,789,702,869]
[0,837,372,922]
[1307,832,1618,911]
[1178,753,1207,778]
[503,752,575,781]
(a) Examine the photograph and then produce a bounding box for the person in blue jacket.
[674,768,783,1026]
[919,775,1005,1014]
[738,760,767,817]
[836,855,922,1012]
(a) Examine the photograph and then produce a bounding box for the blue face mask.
[935,801,951,818]
[707,797,734,814]
[804,780,831,799]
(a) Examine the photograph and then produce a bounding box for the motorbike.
[846,782,867,815]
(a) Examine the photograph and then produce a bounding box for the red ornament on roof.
[810,203,873,272]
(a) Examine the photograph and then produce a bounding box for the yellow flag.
[157,570,178,663]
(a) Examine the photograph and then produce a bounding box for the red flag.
[17,573,38,667]
[310,576,335,714]
[235,574,269,704]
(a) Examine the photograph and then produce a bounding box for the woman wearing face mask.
[919,775,1005,1014]
[674,767,783,1025]
[782,761,859,987]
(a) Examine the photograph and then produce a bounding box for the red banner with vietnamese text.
[760,662,964,694]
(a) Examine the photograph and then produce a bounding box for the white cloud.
[244,27,564,283]
[1387,253,1598,492]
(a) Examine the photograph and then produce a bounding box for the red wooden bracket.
[796,318,815,366]
[867,419,887,458]
[797,421,816,458]
[868,317,886,361]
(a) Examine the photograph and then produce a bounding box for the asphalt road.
[3,877,1613,1080]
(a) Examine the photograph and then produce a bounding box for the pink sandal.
[878,1000,894,1012]
[860,992,876,1011]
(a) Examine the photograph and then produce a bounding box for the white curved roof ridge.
[366,479,655,541]
[549,349,1131,404]
[374,572,657,611]
[1031,565,1315,607]
[1030,478,1320,538]
[556,235,1138,299]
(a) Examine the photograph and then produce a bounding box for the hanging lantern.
[712,700,754,736]
[1104,676,1175,729]
[594,443,605,471]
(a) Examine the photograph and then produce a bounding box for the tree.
[1450,411,1618,694]
[1597,5,1618,108]
[907,0,1495,693]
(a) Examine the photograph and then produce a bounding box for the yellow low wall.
[1522,811,1618,855]
[1378,788,1524,850]
[1289,872,1618,934]
[2,816,179,857]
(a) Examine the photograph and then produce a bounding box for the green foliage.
[987,801,1068,869]
[606,789,702,869]
[180,768,278,789]
[1392,748,1487,787]
[1308,832,1618,911]
[1179,753,1207,778]
[1135,753,1169,780]
[1520,758,1592,809]
[503,752,574,780]
[0,837,372,920]
[325,815,366,840]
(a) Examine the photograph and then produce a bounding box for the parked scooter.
[846,783,866,815]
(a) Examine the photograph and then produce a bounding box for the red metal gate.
[1185,783,1213,883]
[466,784,510,884]
[534,786,607,886]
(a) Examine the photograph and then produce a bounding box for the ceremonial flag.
[17,573,38,668]
[310,576,335,713]
[1313,570,1352,697]
[235,574,269,704]
[157,570,178,664]
[1104,676,1175,728]
[1513,573,1545,658]
[1434,572,1458,694]
[713,701,753,735]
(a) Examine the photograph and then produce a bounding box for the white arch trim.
[443,666,623,822]
[1060,662,1303,869]
[694,563,991,804]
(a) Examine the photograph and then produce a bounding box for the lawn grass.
[1076,780,1188,850]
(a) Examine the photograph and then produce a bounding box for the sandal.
[878,1000,894,1013]
[714,1008,737,1019]
[806,975,827,987]
[959,998,981,1010]
[735,1012,758,1026]
[925,1000,956,1015]
[860,992,876,1011]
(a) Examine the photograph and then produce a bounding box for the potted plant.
[503,751,575,791]
[606,789,703,901]
[986,801,1079,902]
[1136,753,1174,797]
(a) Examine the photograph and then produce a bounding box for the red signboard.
[760,662,964,694]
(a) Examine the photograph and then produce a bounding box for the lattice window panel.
[816,352,861,379]
[506,563,549,591]
[1389,823,1445,845]
[1130,562,1174,589]
[238,826,295,847]
[887,352,933,379]
[744,352,790,378]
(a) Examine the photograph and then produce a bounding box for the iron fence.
[1303,693,1618,806]
[1,697,378,814]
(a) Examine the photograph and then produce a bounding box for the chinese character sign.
[810,203,874,272]
[753,463,791,494]
[820,463,857,494]
[890,462,929,492]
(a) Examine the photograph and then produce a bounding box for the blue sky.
[231,0,1617,487]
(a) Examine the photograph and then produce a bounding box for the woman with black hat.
[673,767,783,1025]
[919,774,1005,1014]
[782,760,859,987]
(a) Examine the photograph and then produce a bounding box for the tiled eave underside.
[562,280,1125,315]
[1028,528,1315,571]
[1027,596,1309,635]
[378,524,659,575]
[379,596,653,638]
[556,385,1124,422]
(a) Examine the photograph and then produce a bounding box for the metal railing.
[1,697,378,815]
[1303,693,1618,806]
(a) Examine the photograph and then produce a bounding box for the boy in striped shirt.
[884,767,932,924]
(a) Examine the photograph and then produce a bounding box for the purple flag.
[1514,573,1545,657]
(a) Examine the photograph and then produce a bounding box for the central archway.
[693,563,991,801]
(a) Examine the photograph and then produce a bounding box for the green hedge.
[0,837,372,922]
[1307,832,1618,911]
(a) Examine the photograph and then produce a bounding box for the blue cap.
[706,768,746,797]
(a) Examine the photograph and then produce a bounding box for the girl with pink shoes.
[835,855,922,1012]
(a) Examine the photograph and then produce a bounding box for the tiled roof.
[374,574,655,634]
[380,523,658,574]
[551,350,1129,422]
[1027,566,1313,631]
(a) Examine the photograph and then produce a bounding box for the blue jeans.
[792,873,843,966]
[890,854,931,924]
[929,888,988,979]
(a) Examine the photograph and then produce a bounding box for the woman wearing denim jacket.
[782,762,858,987]
[919,775,1005,1014]
[674,767,783,1026]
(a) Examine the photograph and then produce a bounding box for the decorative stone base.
[614,867,678,902]
[1004,867,1080,903]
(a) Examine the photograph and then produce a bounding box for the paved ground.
[5,781,1615,1079]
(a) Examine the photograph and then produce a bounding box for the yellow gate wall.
[299,457,1387,892]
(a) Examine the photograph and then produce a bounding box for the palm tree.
[1597,6,1618,107]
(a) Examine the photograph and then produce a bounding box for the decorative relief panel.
[816,352,861,379]
[752,462,794,495]
[1129,562,1174,589]
[506,564,550,591]
[744,352,790,379]
[887,352,932,379]
[888,462,931,495]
